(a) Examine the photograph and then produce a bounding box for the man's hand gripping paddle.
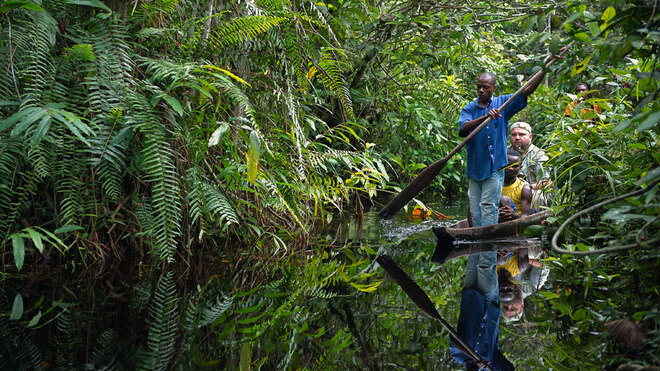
[378,43,574,219]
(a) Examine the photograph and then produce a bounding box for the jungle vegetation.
[0,0,658,369]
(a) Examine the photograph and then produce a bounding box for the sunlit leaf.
[246,131,261,184]
[588,22,600,37]
[239,343,251,371]
[209,122,229,147]
[601,7,616,30]
[204,65,252,87]
[350,281,382,292]
[571,56,592,77]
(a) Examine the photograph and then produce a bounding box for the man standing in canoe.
[458,72,546,229]
[450,70,547,370]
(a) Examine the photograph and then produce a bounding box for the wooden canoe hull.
[441,209,551,240]
[431,210,551,264]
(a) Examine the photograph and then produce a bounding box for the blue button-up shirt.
[459,94,527,181]
[449,290,514,371]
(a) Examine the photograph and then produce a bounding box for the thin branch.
[551,177,660,255]
[647,0,658,29]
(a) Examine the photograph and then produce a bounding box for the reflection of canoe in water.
[440,209,552,240]
[431,210,551,264]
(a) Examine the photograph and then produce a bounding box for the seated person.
[498,268,525,320]
[499,149,532,222]
[498,195,516,223]
[509,122,551,194]
[564,82,602,119]
[496,247,543,278]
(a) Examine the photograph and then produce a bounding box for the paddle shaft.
[379,43,574,219]
[376,255,491,369]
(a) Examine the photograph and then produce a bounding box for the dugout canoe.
[442,209,552,240]
[431,210,552,264]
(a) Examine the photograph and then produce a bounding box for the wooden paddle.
[376,254,492,370]
[378,44,574,219]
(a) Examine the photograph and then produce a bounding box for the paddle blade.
[376,254,442,321]
[431,226,456,265]
[379,158,448,219]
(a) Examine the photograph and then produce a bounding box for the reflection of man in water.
[498,268,524,320]
[449,251,515,370]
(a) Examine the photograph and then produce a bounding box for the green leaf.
[571,56,592,77]
[10,293,24,320]
[24,228,44,253]
[30,115,52,148]
[549,33,560,55]
[601,6,616,25]
[53,225,84,234]
[0,1,44,13]
[10,107,47,137]
[209,122,229,147]
[239,343,251,371]
[163,95,184,117]
[27,311,42,327]
[587,22,600,37]
[246,131,260,184]
[574,32,590,42]
[616,106,660,132]
[524,224,544,236]
[637,106,660,131]
[65,0,111,12]
[11,234,25,271]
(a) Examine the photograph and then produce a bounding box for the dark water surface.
[1,198,555,370]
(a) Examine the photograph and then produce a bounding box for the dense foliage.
[0,0,657,369]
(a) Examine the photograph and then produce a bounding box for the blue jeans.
[468,170,505,228]
[464,252,499,303]
[465,170,503,303]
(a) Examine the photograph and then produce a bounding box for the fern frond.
[210,15,288,48]
[128,92,182,262]
[260,171,305,229]
[0,10,59,103]
[130,278,155,314]
[201,181,239,229]
[56,308,78,369]
[198,294,233,327]
[316,53,354,121]
[55,139,85,226]
[137,272,179,371]
[89,329,119,370]
[88,117,132,201]
[0,136,26,232]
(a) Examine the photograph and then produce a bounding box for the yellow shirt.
[497,251,521,277]
[502,177,527,215]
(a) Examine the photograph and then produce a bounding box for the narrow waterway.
[1,198,555,370]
